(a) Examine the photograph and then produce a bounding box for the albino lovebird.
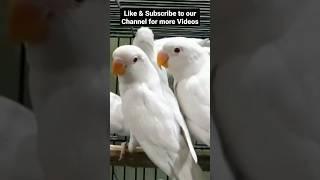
[153,36,210,89]
[8,0,107,179]
[157,37,211,146]
[0,96,43,180]
[110,92,129,136]
[133,27,210,91]
[112,45,204,180]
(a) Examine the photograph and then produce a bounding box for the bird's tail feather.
[172,140,205,180]
[175,152,205,180]
[132,27,155,63]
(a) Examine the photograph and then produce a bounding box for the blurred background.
[0,0,27,105]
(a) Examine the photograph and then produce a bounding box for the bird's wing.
[124,84,205,178]
[162,84,198,163]
[110,92,128,135]
[123,84,181,153]
[175,62,211,145]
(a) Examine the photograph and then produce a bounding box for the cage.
[0,0,211,179]
[109,0,211,179]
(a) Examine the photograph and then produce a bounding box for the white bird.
[133,27,210,90]
[0,96,43,180]
[8,0,107,179]
[157,37,211,146]
[112,45,203,180]
[110,92,129,136]
[131,27,193,151]
[153,36,210,89]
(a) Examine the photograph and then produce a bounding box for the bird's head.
[112,45,157,83]
[157,37,207,78]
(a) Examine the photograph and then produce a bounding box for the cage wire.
[110,0,210,179]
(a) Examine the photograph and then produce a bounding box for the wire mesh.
[110,0,210,179]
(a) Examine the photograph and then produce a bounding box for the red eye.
[174,48,180,53]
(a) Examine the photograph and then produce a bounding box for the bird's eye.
[174,48,181,53]
[133,57,138,63]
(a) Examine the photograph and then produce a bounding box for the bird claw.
[118,142,127,161]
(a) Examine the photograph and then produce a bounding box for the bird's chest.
[175,80,197,117]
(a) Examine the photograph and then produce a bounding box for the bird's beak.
[8,1,49,44]
[157,51,169,69]
[112,60,126,76]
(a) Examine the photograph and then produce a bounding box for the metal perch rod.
[110,145,210,171]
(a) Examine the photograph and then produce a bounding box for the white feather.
[133,27,198,162]
[110,92,129,136]
[161,37,211,146]
[113,45,204,180]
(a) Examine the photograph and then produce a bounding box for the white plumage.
[158,37,211,146]
[133,27,210,89]
[132,27,199,154]
[133,27,169,86]
[112,45,204,180]
[154,37,210,54]
[110,92,129,136]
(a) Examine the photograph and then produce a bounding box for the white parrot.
[153,36,210,90]
[157,37,211,146]
[130,27,195,153]
[110,92,129,136]
[0,96,43,180]
[8,0,107,179]
[133,27,210,91]
[112,45,204,180]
